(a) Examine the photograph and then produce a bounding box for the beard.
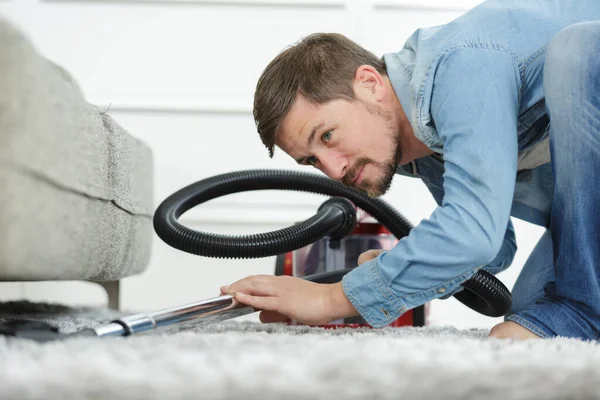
[341,102,403,197]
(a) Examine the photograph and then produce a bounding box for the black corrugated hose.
[153,169,512,318]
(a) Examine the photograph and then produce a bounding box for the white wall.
[0,0,545,330]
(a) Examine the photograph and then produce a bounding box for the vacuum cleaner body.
[276,217,429,328]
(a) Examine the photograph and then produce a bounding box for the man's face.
[276,94,402,197]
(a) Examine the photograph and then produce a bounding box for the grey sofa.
[0,18,154,309]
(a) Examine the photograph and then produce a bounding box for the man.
[220,0,600,341]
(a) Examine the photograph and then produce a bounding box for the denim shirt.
[342,0,600,328]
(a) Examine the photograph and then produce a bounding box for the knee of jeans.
[544,22,600,95]
[507,293,531,318]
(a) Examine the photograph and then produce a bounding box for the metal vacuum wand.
[79,270,353,339]
[80,295,256,338]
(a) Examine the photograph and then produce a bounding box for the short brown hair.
[253,33,388,157]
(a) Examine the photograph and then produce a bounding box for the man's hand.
[220,275,359,325]
[357,249,386,265]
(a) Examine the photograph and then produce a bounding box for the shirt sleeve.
[342,48,521,328]
[417,158,517,300]
[440,218,516,299]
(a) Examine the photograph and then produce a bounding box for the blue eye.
[323,131,332,141]
[306,156,317,165]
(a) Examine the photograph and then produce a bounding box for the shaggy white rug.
[0,301,598,400]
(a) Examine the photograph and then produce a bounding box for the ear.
[353,65,386,102]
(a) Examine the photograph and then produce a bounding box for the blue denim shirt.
[342,0,600,328]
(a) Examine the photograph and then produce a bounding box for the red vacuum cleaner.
[0,169,511,341]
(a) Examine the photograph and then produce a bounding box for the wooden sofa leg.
[97,280,120,310]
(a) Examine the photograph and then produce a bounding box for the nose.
[317,151,347,181]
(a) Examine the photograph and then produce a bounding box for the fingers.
[220,277,291,324]
[234,292,279,313]
[220,275,279,297]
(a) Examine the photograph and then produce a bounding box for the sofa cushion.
[0,18,154,281]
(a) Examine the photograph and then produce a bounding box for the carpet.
[0,301,598,400]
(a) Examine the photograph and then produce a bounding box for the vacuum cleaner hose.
[154,169,512,317]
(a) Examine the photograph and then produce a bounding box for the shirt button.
[438,287,447,293]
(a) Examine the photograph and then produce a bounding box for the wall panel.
[23,0,351,107]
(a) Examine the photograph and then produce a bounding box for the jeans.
[505,21,600,340]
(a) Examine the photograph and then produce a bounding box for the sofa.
[0,17,154,309]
